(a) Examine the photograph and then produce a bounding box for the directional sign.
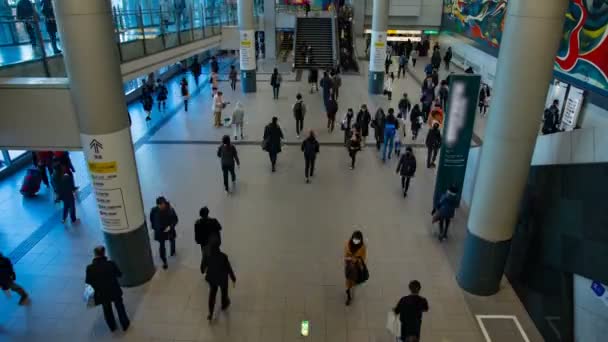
[89,139,103,153]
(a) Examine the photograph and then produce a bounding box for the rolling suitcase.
[20,168,42,196]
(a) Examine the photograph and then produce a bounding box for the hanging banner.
[560,85,584,131]
[369,30,387,73]
[81,127,145,234]
[433,74,482,206]
[239,29,256,71]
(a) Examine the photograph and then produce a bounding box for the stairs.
[294,17,335,69]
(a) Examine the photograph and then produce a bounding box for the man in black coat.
[149,197,179,269]
[85,246,129,332]
[205,245,236,321]
[396,147,417,197]
[41,0,60,53]
[0,252,28,305]
[425,122,442,168]
[195,207,222,273]
[16,0,36,47]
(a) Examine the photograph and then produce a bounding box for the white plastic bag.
[83,284,96,308]
[386,311,401,337]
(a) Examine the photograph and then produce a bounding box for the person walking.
[478,84,491,116]
[301,130,320,183]
[356,104,372,147]
[398,52,408,79]
[149,197,179,269]
[372,107,386,151]
[212,91,226,128]
[204,244,236,321]
[320,71,333,109]
[33,151,53,188]
[382,108,399,162]
[410,104,423,141]
[180,77,189,112]
[293,93,307,138]
[332,71,342,100]
[217,135,240,193]
[347,128,362,170]
[443,46,453,70]
[433,186,459,242]
[425,122,442,168]
[142,89,154,121]
[411,47,418,67]
[57,168,77,224]
[398,93,412,118]
[210,55,219,73]
[393,280,429,342]
[270,68,282,99]
[0,251,28,305]
[384,72,395,101]
[341,108,356,145]
[229,65,238,91]
[231,102,245,141]
[16,0,36,47]
[384,55,392,74]
[396,147,417,197]
[439,80,449,111]
[263,117,284,172]
[85,246,130,332]
[156,79,168,111]
[191,57,202,85]
[195,207,222,274]
[326,97,339,133]
[344,230,367,305]
[308,68,319,93]
[41,0,61,53]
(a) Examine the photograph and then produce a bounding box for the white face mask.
[352,239,361,245]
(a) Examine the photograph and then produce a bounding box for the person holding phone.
[344,230,367,305]
[149,197,179,269]
[204,244,236,321]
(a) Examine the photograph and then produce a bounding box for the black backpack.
[293,102,303,118]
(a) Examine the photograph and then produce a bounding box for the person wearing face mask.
[149,197,179,269]
[344,230,367,305]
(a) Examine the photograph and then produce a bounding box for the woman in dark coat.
[372,108,386,150]
[204,245,236,321]
[410,104,423,140]
[396,147,417,197]
[356,104,372,146]
[263,117,284,172]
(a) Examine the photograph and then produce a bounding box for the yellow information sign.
[88,161,117,174]
[241,40,252,47]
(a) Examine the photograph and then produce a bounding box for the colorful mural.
[442,0,608,96]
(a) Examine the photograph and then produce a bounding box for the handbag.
[386,311,401,337]
[357,259,369,284]
[83,284,96,308]
[261,138,269,151]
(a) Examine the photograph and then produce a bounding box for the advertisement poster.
[369,30,387,73]
[433,74,481,206]
[239,29,256,71]
[560,85,584,131]
[81,128,145,234]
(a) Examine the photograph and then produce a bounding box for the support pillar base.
[368,71,384,94]
[104,224,155,287]
[241,70,256,93]
[457,229,511,296]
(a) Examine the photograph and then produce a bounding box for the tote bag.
[386,311,401,337]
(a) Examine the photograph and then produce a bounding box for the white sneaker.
[297,135,300,139]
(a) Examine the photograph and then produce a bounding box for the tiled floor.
[0,55,544,341]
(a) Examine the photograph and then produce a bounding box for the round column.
[53,0,155,286]
[238,0,256,92]
[368,0,388,94]
[456,0,570,295]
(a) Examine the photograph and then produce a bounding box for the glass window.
[8,150,27,161]
[0,150,6,171]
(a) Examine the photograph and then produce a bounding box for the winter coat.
[344,240,366,288]
[0,255,16,290]
[301,136,320,159]
[356,110,372,137]
[263,123,284,154]
[204,249,236,287]
[270,73,282,87]
[16,0,34,20]
[326,99,339,119]
[426,127,442,149]
[149,205,179,241]
[396,153,417,177]
[194,217,222,247]
[308,69,318,83]
[217,144,240,167]
[85,256,123,305]
[293,100,307,120]
[435,190,458,219]
[384,114,399,137]
[157,84,168,101]
[232,107,244,125]
[398,98,411,114]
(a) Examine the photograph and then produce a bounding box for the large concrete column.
[368,0,388,94]
[457,0,569,296]
[263,0,276,60]
[352,0,365,37]
[238,0,257,92]
[53,0,155,286]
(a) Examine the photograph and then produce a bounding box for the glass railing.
[0,2,262,70]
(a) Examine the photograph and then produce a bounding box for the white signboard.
[369,30,387,73]
[545,80,568,112]
[239,29,256,71]
[560,86,584,131]
[81,127,145,234]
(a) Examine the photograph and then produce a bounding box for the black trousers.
[439,218,451,238]
[427,147,439,167]
[101,298,130,331]
[268,151,278,168]
[62,197,76,222]
[221,165,236,191]
[158,238,176,265]
[208,282,230,315]
[273,86,280,99]
[230,79,236,91]
[375,129,384,150]
[38,165,49,186]
[398,65,406,78]
[349,151,357,168]
[401,176,411,192]
[296,118,304,135]
[200,244,210,273]
[327,118,335,132]
[184,99,189,112]
[305,157,316,178]
[412,58,417,67]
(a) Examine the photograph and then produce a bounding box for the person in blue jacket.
[433,186,459,242]
[382,108,399,162]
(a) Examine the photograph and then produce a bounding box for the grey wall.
[364,0,442,28]
[574,275,608,342]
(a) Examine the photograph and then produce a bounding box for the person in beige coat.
[232,102,245,140]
